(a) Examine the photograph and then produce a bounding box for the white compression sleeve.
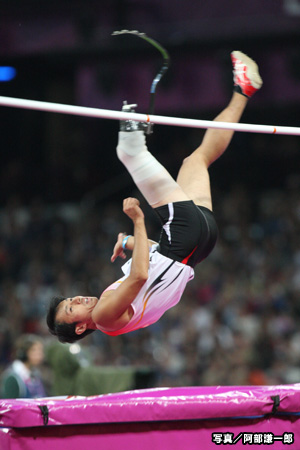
[116,131,179,205]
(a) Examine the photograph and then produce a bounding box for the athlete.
[47,51,262,343]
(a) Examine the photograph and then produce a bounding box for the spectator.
[1,334,47,398]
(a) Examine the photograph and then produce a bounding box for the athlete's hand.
[111,199,144,263]
[111,232,127,263]
[123,197,144,221]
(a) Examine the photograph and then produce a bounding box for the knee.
[181,152,210,169]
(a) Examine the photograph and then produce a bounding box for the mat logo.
[212,432,294,445]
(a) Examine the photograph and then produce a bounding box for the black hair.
[46,295,95,344]
[15,334,43,362]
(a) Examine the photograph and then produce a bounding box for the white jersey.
[97,245,194,336]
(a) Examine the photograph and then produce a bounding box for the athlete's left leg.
[116,95,247,210]
[176,50,263,210]
[175,92,248,211]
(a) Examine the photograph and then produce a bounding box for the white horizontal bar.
[0,95,300,136]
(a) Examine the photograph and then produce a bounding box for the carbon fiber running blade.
[112,29,170,134]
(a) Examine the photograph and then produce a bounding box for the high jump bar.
[1,95,300,136]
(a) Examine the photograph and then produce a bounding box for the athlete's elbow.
[132,271,148,286]
[138,272,149,285]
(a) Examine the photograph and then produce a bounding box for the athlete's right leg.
[116,51,262,210]
[116,105,189,207]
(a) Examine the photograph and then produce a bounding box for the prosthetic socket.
[117,131,179,205]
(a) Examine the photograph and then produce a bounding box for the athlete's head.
[47,296,98,343]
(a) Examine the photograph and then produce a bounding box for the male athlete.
[47,51,262,343]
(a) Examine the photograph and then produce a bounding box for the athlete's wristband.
[122,235,132,250]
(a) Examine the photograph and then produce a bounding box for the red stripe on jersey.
[181,246,197,265]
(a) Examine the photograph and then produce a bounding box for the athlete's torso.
[97,245,194,336]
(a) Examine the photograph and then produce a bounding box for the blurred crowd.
[0,172,300,397]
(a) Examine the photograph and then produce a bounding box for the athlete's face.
[56,296,98,334]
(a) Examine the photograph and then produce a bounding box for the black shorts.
[154,200,218,268]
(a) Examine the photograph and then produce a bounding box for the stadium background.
[0,0,300,395]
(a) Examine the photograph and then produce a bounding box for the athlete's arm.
[111,233,157,262]
[92,198,149,330]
